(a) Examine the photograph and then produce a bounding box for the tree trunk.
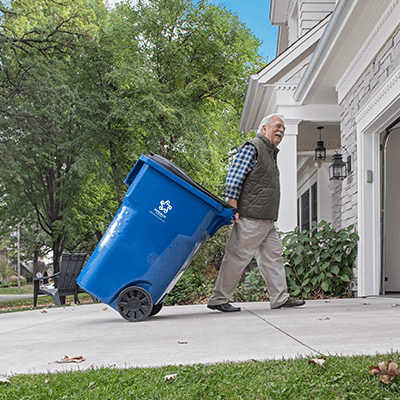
[32,245,40,279]
[95,230,103,244]
[52,235,64,276]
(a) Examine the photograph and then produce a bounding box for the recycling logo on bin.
[150,200,172,222]
[159,200,172,213]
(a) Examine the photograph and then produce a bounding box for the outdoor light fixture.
[329,150,352,181]
[314,126,326,161]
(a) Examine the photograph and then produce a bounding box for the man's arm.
[225,143,257,223]
[228,198,239,223]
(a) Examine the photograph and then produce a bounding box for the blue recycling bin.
[77,153,235,321]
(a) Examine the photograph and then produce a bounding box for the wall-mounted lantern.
[329,151,352,180]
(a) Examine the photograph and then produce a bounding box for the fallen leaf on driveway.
[318,316,330,320]
[178,341,187,345]
[103,307,108,311]
[308,356,326,369]
[0,376,10,384]
[41,310,48,314]
[54,355,85,364]
[164,374,177,381]
[370,360,400,384]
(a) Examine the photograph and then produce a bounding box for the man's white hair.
[257,114,285,134]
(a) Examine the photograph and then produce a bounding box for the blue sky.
[211,0,278,61]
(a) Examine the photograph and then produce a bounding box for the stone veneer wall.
[338,25,400,292]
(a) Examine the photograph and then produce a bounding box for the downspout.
[381,116,400,295]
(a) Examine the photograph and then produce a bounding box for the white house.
[239,0,400,297]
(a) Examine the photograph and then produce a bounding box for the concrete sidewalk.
[1,297,400,377]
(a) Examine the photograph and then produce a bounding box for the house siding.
[299,0,335,37]
[288,0,335,45]
[338,24,400,292]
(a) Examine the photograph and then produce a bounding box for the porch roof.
[239,16,330,133]
[294,0,395,105]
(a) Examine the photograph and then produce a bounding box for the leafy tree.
[0,0,105,272]
[0,0,263,272]
[96,0,263,192]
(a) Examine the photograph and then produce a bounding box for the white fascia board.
[337,0,400,103]
[294,0,357,102]
[258,17,329,85]
[239,18,329,132]
[239,75,259,132]
[270,0,290,25]
[276,104,342,121]
[239,85,277,133]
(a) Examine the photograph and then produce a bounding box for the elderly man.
[208,114,305,312]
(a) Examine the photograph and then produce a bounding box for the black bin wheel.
[117,286,153,322]
[149,303,163,317]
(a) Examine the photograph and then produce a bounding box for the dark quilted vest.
[237,133,280,221]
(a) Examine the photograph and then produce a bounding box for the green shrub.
[233,220,359,301]
[164,266,208,305]
[10,275,26,286]
[233,267,269,302]
[282,220,358,299]
[189,226,230,273]
[165,220,359,304]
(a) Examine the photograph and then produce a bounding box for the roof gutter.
[293,0,355,102]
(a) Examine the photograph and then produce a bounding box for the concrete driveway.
[1,297,400,377]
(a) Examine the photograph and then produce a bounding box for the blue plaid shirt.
[225,143,258,200]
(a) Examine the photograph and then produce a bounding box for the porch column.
[277,119,300,232]
[356,129,381,296]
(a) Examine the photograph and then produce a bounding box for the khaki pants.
[208,218,289,309]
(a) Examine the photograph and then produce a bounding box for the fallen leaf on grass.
[202,370,214,379]
[0,376,10,384]
[308,356,326,369]
[164,374,177,381]
[53,355,85,364]
[370,360,400,384]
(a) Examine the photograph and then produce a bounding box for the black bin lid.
[146,153,231,209]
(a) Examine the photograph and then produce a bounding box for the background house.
[239,0,400,297]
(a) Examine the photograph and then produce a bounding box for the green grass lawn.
[0,283,34,295]
[1,286,399,399]
[1,353,399,399]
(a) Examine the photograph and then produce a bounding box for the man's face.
[262,117,285,147]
